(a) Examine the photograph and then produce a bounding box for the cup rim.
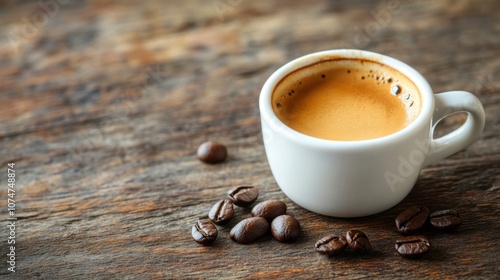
[259,49,434,148]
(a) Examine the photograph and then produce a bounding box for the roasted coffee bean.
[271,215,301,243]
[227,186,259,207]
[191,219,218,245]
[251,200,287,222]
[345,229,372,253]
[208,199,234,225]
[197,141,227,164]
[230,217,269,244]
[395,235,431,258]
[429,209,462,231]
[395,206,430,235]
[315,234,347,256]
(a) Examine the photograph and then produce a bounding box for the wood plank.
[0,0,499,278]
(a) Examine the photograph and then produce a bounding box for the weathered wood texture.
[0,0,499,279]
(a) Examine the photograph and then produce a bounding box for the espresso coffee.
[272,58,421,141]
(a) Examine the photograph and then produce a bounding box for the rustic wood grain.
[0,0,499,279]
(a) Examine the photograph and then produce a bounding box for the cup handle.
[423,91,485,167]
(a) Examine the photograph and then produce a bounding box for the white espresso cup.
[259,50,485,217]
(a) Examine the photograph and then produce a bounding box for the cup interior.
[260,50,434,146]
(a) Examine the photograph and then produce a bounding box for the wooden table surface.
[1,0,499,279]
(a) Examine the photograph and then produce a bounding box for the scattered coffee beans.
[315,234,347,256]
[346,229,372,253]
[429,209,462,231]
[192,219,218,245]
[271,215,301,243]
[395,235,431,258]
[230,217,269,244]
[251,200,287,222]
[197,141,227,164]
[227,186,259,207]
[208,199,234,225]
[192,186,462,260]
[395,206,429,235]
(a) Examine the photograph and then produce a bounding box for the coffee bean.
[345,229,372,253]
[315,234,347,256]
[395,206,430,235]
[227,186,259,207]
[429,209,462,231]
[271,215,301,243]
[230,217,269,244]
[197,141,227,164]
[251,200,287,222]
[395,235,431,258]
[192,219,218,245]
[208,199,234,225]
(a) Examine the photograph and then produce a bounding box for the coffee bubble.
[391,85,402,95]
[271,58,422,141]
